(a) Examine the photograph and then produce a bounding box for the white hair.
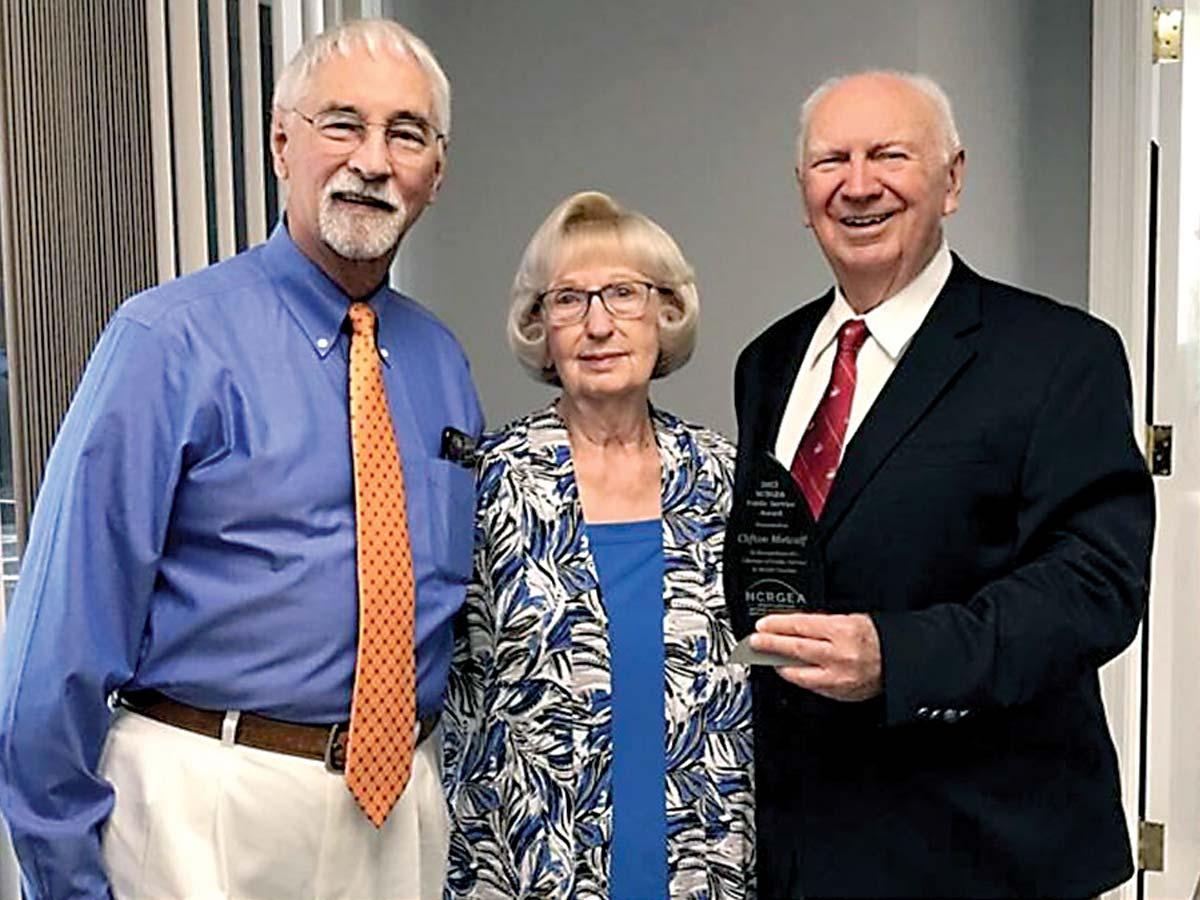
[796,70,961,162]
[272,18,451,137]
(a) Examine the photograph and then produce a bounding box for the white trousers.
[98,709,448,900]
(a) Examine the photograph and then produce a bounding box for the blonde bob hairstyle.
[508,191,700,385]
[272,18,451,138]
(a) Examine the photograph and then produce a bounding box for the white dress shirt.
[773,243,953,466]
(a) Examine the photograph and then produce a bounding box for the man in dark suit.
[732,70,1154,899]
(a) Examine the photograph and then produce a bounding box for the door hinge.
[1139,819,1166,872]
[1146,424,1174,476]
[1154,7,1183,63]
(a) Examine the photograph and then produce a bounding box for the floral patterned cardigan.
[443,403,755,900]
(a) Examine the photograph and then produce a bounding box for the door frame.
[1089,2,1158,898]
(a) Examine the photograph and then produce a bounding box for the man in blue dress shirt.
[0,18,481,900]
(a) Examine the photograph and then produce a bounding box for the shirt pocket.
[427,457,475,582]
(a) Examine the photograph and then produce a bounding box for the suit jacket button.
[916,707,930,719]
[943,709,961,723]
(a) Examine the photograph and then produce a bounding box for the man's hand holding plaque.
[749,612,882,701]
[724,451,881,701]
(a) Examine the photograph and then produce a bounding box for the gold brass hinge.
[1146,424,1174,476]
[1139,819,1166,872]
[1154,7,1183,63]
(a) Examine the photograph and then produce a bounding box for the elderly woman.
[444,192,753,900]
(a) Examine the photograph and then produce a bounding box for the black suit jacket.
[730,257,1155,899]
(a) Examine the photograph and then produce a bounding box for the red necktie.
[790,318,870,518]
[345,302,417,828]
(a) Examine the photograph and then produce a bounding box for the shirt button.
[380,347,390,359]
[316,337,330,350]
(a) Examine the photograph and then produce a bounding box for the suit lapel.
[757,292,833,455]
[817,259,983,538]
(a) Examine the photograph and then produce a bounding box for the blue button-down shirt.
[0,225,482,899]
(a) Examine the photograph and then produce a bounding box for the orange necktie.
[345,301,416,828]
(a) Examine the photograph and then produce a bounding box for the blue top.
[0,225,482,900]
[586,518,667,900]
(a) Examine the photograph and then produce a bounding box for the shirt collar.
[258,221,390,359]
[807,241,952,366]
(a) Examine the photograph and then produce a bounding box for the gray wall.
[387,0,1092,435]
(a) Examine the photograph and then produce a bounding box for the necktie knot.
[837,318,869,356]
[348,302,376,337]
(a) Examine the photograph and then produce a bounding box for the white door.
[1094,2,1200,899]
[1142,2,1200,897]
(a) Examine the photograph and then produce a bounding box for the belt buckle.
[324,722,348,773]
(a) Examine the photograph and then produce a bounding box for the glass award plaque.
[726,452,823,666]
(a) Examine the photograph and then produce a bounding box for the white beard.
[318,173,408,261]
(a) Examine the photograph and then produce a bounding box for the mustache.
[323,175,402,213]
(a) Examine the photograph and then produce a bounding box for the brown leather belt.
[118,689,439,774]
